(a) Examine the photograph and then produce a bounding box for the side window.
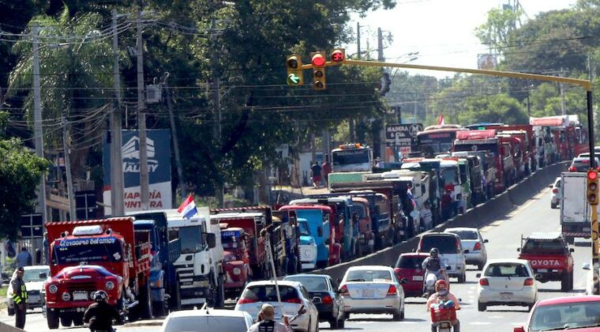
[300,286,311,300]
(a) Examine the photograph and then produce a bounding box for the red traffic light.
[312,53,326,67]
[331,49,345,62]
[589,170,598,181]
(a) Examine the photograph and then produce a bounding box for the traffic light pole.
[587,90,599,295]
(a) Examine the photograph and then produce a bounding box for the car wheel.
[329,317,339,329]
[569,271,574,291]
[478,301,486,312]
[392,311,402,321]
[458,273,466,283]
[551,202,557,209]
[561,273,570,292]
[400,307,405,320]
[477,262,485,270]
[344,312,351,320]
[338,318,345,329]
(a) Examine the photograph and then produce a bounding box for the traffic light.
[588,169,599,205]
[330,48,346,63]
[311,52,326,90]
[286,55,303,86]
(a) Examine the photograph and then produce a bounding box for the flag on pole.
[177,194,198,220]
[437,114,445,126]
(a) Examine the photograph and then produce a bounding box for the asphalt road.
[0,187,590,332]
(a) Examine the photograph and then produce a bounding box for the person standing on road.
[311,161,322,189]
[321,155,332,188]
[11,267,28,329]
[84,290,122,332]
[16,247,32,268]
[248,303,292,332]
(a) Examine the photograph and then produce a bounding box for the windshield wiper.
[541,325,573,331]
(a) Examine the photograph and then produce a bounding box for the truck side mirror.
[207,233,216,249]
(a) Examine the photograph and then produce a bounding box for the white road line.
[469,322,493,325]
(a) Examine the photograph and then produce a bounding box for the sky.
[349,0,577,78]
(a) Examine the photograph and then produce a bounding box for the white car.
[339,265,405,321]
[235,280,319,332]
[445,228,488,270]
[477,259,538,312]
[550,177,561,209]
[7,265,50,316]
[160,309,254,332]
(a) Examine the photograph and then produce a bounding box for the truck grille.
[66,282,97,293]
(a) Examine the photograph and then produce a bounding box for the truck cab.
[296,217,318,271]
[220,227,250,298]
[272,210,301,275]
[329,143,373,189]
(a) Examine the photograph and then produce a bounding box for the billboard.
[385,123,423,147]
[477,54,497,70]
[103,130,172,216]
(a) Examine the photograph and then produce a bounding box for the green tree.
[475,7,523,54]
[458,94,528,125]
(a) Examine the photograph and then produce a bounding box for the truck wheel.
[153,301,167,317]
[139,281,154,319]
[168,278,182,312]
[561,273,571,292]
[73,315,84,326]
[60,315,72,327]
[288,256,298,275]
[217,276,225,308]
[570,271,575,291]
[47,310,60,329]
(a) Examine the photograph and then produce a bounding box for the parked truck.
[328,143,373,189]
[219,227,251,299]
[272,209,301,275]
[560,172,591,244]
[44,217,153,329]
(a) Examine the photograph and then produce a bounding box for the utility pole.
[211,17,224,207]
[349,23,361,142]
[61,116,76,220]
[136,5,150,210]
[111,10,125,216]
[163,73,187,198]
[32,23,47,223]
[377,27,386,161]
[560,68,566,116]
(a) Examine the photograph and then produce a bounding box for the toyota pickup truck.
[517,232,574,292]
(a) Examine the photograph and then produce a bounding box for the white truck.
[560,172,591,244]
[165,207,225,309]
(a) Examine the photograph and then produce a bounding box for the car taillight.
[238,298,257,304]
[552,188,558,193]
[456,239,461,253]
[339,285,349,296]
[473,242,481,251]
[322,295,333,305]
[387,285,397,296]
[285,298,302,304]
[479,278,489,286]
[524,278,534,286]
[569,166,577,172]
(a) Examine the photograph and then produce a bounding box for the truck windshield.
[418,133,455,156]
[332,149,370,167]
[178,226,204,254]
[53,236,123,265]
[442,167,458,185]
[298,222,311,236]
[352,204,366,219]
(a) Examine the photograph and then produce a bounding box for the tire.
[7,307,14,316]
[458,273,466,284]
[400,306,405,320]
[477,262,485,270]
[60,315,72,327]
[169,277,182,312]
[139,281,153,319]
[73,315,84,326]
[344,312,351,320]
[153,301,167,317]
[47,310,60,330]
[570,271,574,291]
[329,318,339,329]
[561,273,570,292]
[551,202,557,209]
[392,310,402,321]
[478,301,487,312]
[338,318,345,329]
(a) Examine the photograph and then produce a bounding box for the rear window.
[447,230,478,240]
[420,235,458,254]
[285,277,328,292]
[484,263,530,277]
[554,179,561,188]
[522,239,567,255]
[346,270,392,282]
[396,256,426,269]
[241,285,299,302]
[163,316,247,332]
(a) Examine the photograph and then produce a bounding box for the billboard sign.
[103,130,172,216]
[478,54,497,70]
[386,123,423,147]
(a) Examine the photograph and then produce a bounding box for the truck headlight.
[62,292,71,301]
[233,268,242,276]
[49,285,58,294]
[105,281,115,290]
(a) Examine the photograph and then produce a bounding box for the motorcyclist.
[426,280,460,332]
[83,290,122,332]
[422,248,448,295]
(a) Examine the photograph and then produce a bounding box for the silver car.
[7,265,50,316]
[445,227,488,270]
[550,177,561,209]
[339,265,405,321]
[160,309,254,332]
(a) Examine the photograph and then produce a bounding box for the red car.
[514,296,600,332]
[393,253,429,298]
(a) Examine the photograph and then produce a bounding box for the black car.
[284,274,345,329]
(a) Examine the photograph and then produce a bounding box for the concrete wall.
[312,162,568,281]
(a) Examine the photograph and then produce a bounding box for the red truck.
[517,232,574,292]
[454,129,516,193]
[44,218,152,329]
[220,227,251,299]
[530,115,589,160]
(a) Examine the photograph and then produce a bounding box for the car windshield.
[178,225,204,254]
[522,239,566,255]
[530,301,600,331]
[241,285,300,302]
[22,268,49,282]
[346,270,392,282]
[352,204,366,219]
[484,263,529,277]
[447,230,478,240]
[163,316,248,332]
[52,237,123,265]
[396,256,426,269]
[442,167,458,185]
[298,222,311,236]
[420,236,458,254]
[285,276,328,292]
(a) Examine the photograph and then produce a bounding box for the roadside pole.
[263,228,282,316]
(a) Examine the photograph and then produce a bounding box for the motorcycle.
[422,268,449,298]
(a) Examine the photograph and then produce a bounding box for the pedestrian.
[311,161,322,189]
[321,154,332,188]
[16,247,32,268]
[456,193,466,214]
[43,232,49,265]
[421,201,433,230]
[11,267,27,329]
[247,303,292,332]
[441,189,453,221]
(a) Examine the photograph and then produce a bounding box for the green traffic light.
[287,73,301,85]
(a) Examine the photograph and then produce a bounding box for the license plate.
[413,276,424,281]
[73,292,88,301]
[537,269,548,273]
[362,289,375,297]
[500,292,513,300]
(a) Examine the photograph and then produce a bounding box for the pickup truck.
[517,232,574,292]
